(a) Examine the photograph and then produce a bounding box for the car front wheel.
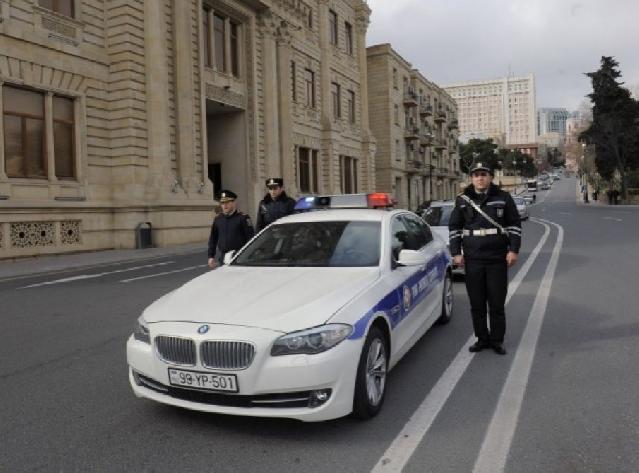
[352,326,388,419]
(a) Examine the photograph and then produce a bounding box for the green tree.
[458,138,499,174]
[580,56,639,200]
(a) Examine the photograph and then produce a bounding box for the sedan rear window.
[423,205,454,226]
[233,221,381,267]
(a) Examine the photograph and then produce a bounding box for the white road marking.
[472,218,564,473]
[559,212,571,215]
[371,219,552,473]
[17,261,175,289]
[603,217,623,222]
[119,265,206,283]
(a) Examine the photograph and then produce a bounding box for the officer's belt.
[463,228,501,236]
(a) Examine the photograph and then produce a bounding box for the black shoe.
[469,341,490,353]
[491,344,507,355]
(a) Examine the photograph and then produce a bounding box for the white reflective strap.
[487,201,506,206]
[450,234,462,240]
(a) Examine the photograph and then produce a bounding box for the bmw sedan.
[127,194,454,422]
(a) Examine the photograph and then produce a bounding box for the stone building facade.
[0,0,375,259]
[367,44,460,210]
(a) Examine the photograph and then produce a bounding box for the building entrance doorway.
[206,99,247,204]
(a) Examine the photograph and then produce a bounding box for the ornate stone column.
[173,0,196,193]
[0,81,7,182]
[259,11,281,179]
[144,0,173,198]
[276,22,294,191]
[318,0,336,193]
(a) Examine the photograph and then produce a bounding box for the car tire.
[436,272,453,325]
[352,325,388,420]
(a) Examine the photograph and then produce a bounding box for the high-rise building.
[538,108,569,137]
[444,75,537,145]
[367,44,461,210]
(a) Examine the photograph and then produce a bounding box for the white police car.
[127,193,453,422]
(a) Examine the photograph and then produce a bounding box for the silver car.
[422,201,464,276]
[513,196,529,220]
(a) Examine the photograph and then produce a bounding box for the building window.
[345,22,353,55]
[53,96,75,179]
[331,82,341,120]
[202,7,212,68]
[297,147,319,193]
[393,68,398,89]
[3,85,76,180]
[394,105,399,126]
[291,61,297,102]
[214,14,226,72]
[305,69,315,108]
[347,90,356,124]
[306,4,313,29]
[230,22,240,77]
[39,0,74,18]
[329,10,338,46]
[340,156,358,194]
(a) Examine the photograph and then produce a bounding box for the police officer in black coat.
[255,178,296,232]
[448,162,521,355]
[207,190,255,269]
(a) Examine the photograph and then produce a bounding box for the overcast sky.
[365,0,639,111]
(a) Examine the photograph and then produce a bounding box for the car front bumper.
[126,323,362,422]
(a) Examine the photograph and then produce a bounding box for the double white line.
[372,218,564,473]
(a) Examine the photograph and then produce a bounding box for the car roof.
[429,200,455,207]
[273,208,401,224]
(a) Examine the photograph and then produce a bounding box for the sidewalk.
[0,242,207,280]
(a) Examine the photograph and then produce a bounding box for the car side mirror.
[397,249,424,267]
[223,251,236,265]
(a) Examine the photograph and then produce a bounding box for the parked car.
[421,200,464,276]
[127,193,454,422]
[513,197,529,220]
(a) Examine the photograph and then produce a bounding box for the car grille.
[155,336,196,365]
[200,341,255,370]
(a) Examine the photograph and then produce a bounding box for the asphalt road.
[1,177,638,473]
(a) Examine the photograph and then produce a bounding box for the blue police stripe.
[348,251,449,340]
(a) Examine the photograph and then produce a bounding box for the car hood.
[142,266,380,333]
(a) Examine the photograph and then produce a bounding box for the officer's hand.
[453,255,464,268]
[208,258,217,269]
[506,251,518,267]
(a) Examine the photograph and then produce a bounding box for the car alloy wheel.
[352,326,388,419]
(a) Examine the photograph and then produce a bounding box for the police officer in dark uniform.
[448,162,521,355]
[255,177,296,232]
[207,190,255,269]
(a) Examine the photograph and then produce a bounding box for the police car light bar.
[294,193,395,211]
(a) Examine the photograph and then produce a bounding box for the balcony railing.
[419,104,433,116]
[404,127,420,140]
[434,111,447,123]
[403,91,419,107]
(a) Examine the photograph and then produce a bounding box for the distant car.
[422,201,464,276]
[541,182,550,190]
[520,193,535,205]
[513,197,529,220]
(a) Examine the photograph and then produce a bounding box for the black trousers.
[464,259,508,344]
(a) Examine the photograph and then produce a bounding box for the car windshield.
[233,221,381,267]
[514,198,525,205]
[423,205,454,226]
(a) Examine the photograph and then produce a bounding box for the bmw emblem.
[197,325,210,334]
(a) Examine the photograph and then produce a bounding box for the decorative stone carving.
[61,221,81,245]
[10,222,55,248]
[42,16,77,38]
[205,83,246,109]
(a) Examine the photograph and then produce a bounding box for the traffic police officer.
[207,190,255,269]
[448,161,521,354]
[255,177,296,232]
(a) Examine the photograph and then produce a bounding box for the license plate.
[168,368,239,393]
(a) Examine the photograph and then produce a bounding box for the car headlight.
[133,316,151,344]
[271,324,352,356]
